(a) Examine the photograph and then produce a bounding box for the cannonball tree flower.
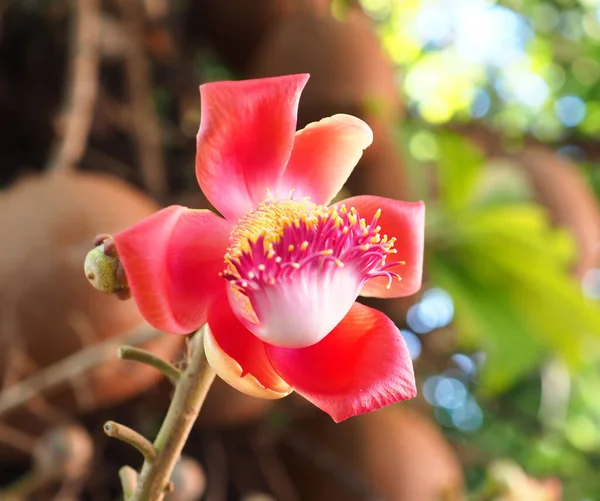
[112,74,425,422]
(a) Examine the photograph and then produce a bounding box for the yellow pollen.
[222,198,397,280]
[226,199,317,258]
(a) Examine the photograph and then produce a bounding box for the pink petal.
[206,295,292,395]
[114,206,231,334]
[277,114,373,204]
[196,74,310,221]
[335,196,425,298]
[266,302,416,422]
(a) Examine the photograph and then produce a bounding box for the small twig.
[104,421,156,461]
[0,324,165,417]
[116,0,168,200]
[119,466,140,500]
[0,422,37,454]
[0,471,47,500]
[130,327,216,501]
[119,345,182,384]
[47,0,102,173]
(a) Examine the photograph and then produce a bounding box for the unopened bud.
[84,234,130,299]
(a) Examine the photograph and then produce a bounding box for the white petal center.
[246,266,362,348]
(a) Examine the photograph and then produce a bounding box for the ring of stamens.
[221,198,402,293]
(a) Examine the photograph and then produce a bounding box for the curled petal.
[266,302,416,422]
[277,114,373,204]
[335,196,425,298]
[114,206,231,334]
[206,296,292,398]
[196,74,310,221]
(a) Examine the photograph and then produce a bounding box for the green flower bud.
[84,235,130,299]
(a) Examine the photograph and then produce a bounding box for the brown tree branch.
[0,324,164,417]
[117,0,168,201]
[47,0,102,173]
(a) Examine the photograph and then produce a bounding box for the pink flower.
[113,74,424,422]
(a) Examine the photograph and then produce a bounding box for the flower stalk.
[118,345,182,384]
[104,421,156,461]
[106,327,215,501]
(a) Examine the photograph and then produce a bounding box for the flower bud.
[84,234,130,299]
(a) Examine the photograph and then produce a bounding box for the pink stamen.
[221,200,401,293]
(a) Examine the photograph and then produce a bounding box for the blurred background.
[1,0,600,499]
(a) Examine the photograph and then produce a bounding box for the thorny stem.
[129,327,215,501]
[118,345,182,384]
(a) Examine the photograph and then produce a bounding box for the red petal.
[336,196,425,298]
[277,114,373,204]
[196,74,310,221]
[266,302,416,422]
[114,206,231,334]
[207,295,292,394]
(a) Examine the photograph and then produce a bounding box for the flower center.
[222,198,399,290]
[221,196,402,348]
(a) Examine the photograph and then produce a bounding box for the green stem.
[104,421,156,461]
[119,466,139,501]
[118,345,182,384]
[131,327,215,501]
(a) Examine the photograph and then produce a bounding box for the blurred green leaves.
[426,133,600,393]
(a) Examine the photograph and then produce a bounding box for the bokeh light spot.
[582,268,600,299]
[555,95,587,127]
[451,397,484,432]
[400,329,422,361]
[409,130,439,161]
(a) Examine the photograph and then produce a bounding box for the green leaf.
[435,133,485,213]
[428,252,546,393]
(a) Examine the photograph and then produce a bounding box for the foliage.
[361,0,600,146]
